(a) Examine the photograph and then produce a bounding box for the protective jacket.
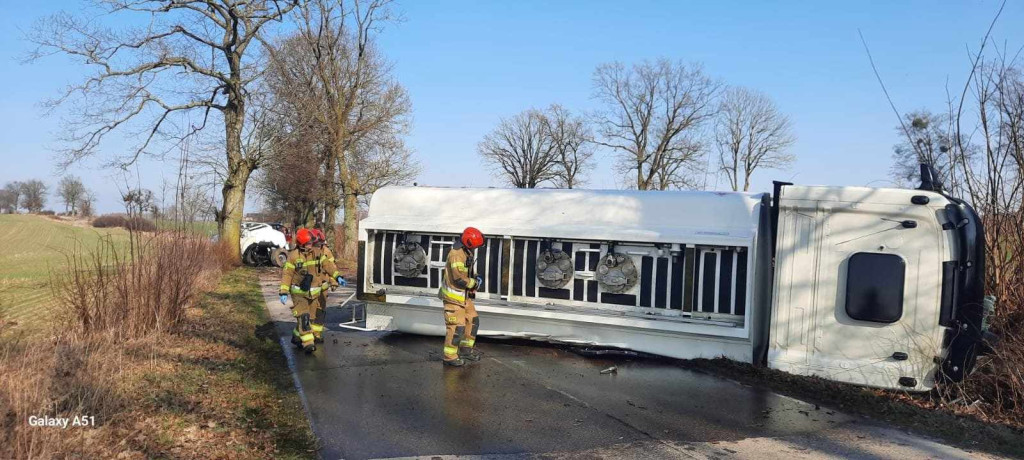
[438,243,477,306]
[279,245,340,298]
[317,244,342,283]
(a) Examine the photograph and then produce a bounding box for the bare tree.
[122,188,155,217]
[946,59,1024,307]
[20,180,48,213]
[0,182,22,214]
[57,175,87,215]
[78,191,96,218]
[478,109,559,188]
[714,87,796,192]
[28,0,297,262]
[350,128,419,207]
[593,59,720,190]
[264,0,412,259]
[255,124,328,228]
[889,110,956,188]
[542,105,595,189]
[0,190,14,214]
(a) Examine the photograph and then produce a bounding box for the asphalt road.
[259,275,999,460]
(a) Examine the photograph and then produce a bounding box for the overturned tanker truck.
[355,173,989,392]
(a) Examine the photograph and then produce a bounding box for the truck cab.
[768,184,985,390]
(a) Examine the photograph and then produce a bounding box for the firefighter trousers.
[314,291,329,340]
[442,300,479,361]
[291,295,321,348]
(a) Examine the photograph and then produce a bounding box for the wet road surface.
[259,276,999,459]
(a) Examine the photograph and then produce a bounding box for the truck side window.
[845,252,905,323]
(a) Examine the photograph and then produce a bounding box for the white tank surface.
[359,186,772,365]
[362,186,765,247]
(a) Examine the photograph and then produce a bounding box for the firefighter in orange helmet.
[279,227,345,353]
[438,227,485,366]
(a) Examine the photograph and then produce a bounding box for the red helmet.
[461,227,484,249]
[296,228,312,246]
[312,228,325,244]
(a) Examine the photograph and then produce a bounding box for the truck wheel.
[272,248,288,267]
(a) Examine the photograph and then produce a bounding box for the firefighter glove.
[279,294,288,305]
[337,276,348,287]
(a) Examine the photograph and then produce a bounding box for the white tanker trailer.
[355,173,988,392]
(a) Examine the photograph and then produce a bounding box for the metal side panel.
[364,299,754,363]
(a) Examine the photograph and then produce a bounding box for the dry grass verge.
[1,265,314,458]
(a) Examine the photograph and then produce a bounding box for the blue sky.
[1,0,1021,213]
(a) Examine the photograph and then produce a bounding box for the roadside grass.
[0,268,315,458]
[0,214,127,328]
[123,268,315,458]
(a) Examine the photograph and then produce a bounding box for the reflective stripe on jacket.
[439,244,476,306]
[279,245,340,297]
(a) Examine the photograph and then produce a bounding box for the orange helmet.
[461,227,484,249]
[296,228,312,246]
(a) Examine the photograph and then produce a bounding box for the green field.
[0,214,127,327]
[154,218,218,237]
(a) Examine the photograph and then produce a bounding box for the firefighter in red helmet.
[438,226,485,366]
[279,227,344,353]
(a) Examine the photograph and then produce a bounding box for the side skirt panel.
[364,300,753,363]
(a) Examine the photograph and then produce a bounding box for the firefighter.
[438,227,485,367]
[279,227,346,353]
[310,228,345,342]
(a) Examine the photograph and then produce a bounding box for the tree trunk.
[218,170,249,264]
[322,157,338,244]
[333,138,358,263]
[216,107,249,264]
[341,187,359,261]
[324,200,338,245]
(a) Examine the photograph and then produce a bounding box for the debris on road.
[600,366,617,374]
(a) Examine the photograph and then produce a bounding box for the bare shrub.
[90,214,126,228]
[123,217,156,232]
[91,214,157,232]
[907,25,1024,428]
[52,230,218,338]
[213,239,241,272]
[941,310,1024,426]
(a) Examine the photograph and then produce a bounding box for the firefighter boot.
[459,347,482,362]
[459,314,481,361]
[443,357,466,367]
